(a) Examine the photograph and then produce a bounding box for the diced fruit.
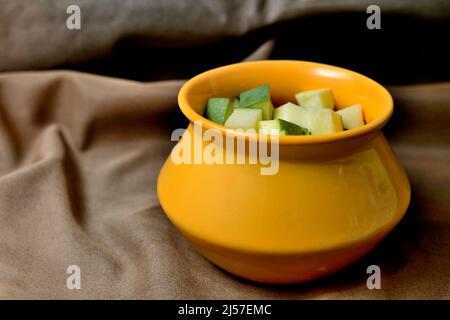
[273,102,310,129]
[239,85,274,120]
[258,119,308,136]
[279,119,309,135]
[295,88,335,110]
[336,104,364,129]
[258,120,286,135]
[205,97,234,125]
[247,100,274,120]
[310,109,343,135]
[239,85,270,107]
[204,84,362,136]
[224,108,262,130]
[258,119,279,131]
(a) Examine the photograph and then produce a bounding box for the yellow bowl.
[157,60,410,284]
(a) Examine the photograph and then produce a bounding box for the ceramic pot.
[158,61,410,284]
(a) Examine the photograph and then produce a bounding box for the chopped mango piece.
[258,119,308,136]
[246,100,274,120]
[205,97,233,125]
[239,85,274,120]
[295,88,335,110]
[336,104,364,129]
[239,85,270,107]
[258,120,286,135]
[273,102,310,129]
[310,109,343,135]
[224,108,262,130]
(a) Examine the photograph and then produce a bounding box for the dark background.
[58,13,450,84]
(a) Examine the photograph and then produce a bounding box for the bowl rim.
[178,60,394,145]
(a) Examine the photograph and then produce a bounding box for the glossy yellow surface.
[157,61,410,284]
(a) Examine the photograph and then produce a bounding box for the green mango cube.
[336,104,364,129]
[295,88,335,110]
[247,100,274,120]
[239,85,274,120]
[273,102,310,129]
[239,85,270,107]
[224,108,262,130]
[310,109,343,135]
[258,119,308,136]
[258,120,286,135]
[205,97,234,125]
[278,119,309,135]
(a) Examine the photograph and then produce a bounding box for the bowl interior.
[179,60,393,142]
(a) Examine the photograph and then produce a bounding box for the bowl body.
[157,61,410,284]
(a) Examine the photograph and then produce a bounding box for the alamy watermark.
[66,5,81,30]
[170,121,280,175]
[367,5,381,30]
[366,265,381,290]
[66,264,81,290]
[64,4,380,31]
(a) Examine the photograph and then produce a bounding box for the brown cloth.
[2,0,449,72]
[0,71,448,299]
